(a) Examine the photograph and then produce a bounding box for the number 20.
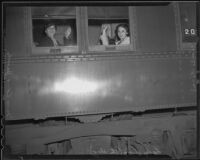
[185,29,196,35]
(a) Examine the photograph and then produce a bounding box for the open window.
[87,7,134,52]
[31,7,79,54]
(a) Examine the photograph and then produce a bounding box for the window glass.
[32,7,76,17]
[88,7,128,19]
[179,3,197,42]
[88,7,131,51]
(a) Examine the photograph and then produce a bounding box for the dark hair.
[45,23,57,31]
[115,23,129,41]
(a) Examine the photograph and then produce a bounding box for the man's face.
[45,25,56,37]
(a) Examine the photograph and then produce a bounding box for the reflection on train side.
[54,77,100,94]
[38,76,123,97]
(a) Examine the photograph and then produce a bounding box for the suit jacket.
[38,36,60,47]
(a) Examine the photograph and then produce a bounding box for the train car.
[2,2,199,159]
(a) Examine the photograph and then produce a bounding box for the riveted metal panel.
[4,56,196,120]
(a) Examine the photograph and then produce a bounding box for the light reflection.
[54,77,99,94]
[38,75,123,97]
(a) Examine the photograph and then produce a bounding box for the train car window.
[31,7,78,54]
[179,3,197,43]
[87,7,133,52]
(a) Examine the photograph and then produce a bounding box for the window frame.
[172,2,197,51]
[29,7,82,55]
[85,6,136,53]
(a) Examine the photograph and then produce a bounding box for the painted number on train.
[184,28,196,36]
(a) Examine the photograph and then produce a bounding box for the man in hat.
[39,23,60,47]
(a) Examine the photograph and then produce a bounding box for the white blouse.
[115,37,130,45]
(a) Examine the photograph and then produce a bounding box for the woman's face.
[117,26,128,40]
[65,27,72,39]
